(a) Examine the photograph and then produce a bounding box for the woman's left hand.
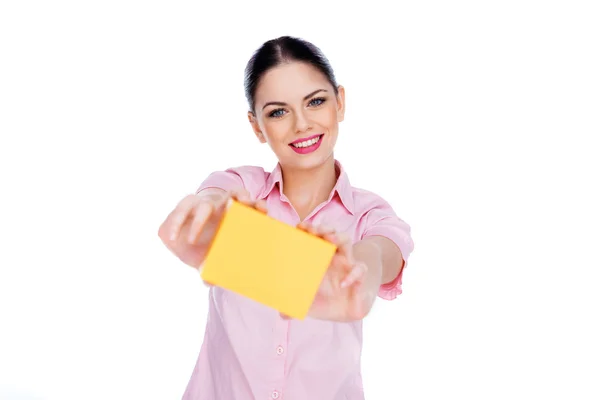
[290,222,379,322]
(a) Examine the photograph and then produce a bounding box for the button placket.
[270,314,288,398]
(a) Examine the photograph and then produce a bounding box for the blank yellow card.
[200,199,337,320]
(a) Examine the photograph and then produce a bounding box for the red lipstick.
[289,134,324,155]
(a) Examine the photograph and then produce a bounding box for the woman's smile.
[289,134,324,154]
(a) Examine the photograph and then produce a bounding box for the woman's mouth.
[289,134,324,154]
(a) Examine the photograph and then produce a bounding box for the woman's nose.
[294,110,312,133]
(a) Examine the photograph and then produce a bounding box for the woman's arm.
[358,236,404,284]
[350,236,404,316]
[300,224,407,322]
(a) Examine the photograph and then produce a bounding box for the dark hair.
[244,36,339,113]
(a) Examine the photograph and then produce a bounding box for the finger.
[167,195,199,241]
[324,232,353,262]
[340,240,354,264]
[279,312,291,320]
[340,262,368,288]
[304,223,335,237]
[228,189,268,215]
[315,224,336,237]
[254,199,268,214]
[197,262,213,286]
[322,231,350,246]
[187,202,215,244]
[297,221,309,231]
[331,252,352,268]
[306,223,320,236]
[229,188,251,204]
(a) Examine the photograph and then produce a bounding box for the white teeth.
[292,136,320,148]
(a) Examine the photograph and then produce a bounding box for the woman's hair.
[244,36,339,113]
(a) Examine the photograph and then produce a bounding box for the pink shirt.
[183,160,414,400]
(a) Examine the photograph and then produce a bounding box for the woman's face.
[248,62,345,171]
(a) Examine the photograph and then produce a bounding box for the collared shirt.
[183,160,414,400]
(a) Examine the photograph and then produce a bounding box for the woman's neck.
[280,155,338,221]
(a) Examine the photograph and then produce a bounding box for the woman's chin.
[280,151,334,171]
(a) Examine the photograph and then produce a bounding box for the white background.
[1,1,599,399]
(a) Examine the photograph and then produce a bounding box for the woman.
[159,36,414,400]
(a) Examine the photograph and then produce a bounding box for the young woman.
[159,36,414,400]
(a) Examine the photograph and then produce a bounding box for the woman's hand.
[158,188,267,272]
[293,222,382,322]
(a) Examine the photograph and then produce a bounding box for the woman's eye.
[308,97,326,107]
[269,108,285,118]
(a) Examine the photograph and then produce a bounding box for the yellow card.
[200,199,337,320]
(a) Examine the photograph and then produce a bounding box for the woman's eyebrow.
[261,89,328,110]
[303,88,327,100]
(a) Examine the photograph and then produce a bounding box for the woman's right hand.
[158,187,267,270]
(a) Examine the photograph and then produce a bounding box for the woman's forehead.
[255,62,331,104]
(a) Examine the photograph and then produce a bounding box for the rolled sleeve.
[361,204,414,300]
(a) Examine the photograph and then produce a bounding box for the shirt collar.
[260,159,355,215]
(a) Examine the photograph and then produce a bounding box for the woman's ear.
[336,85,346,123]
[248,112,267,143]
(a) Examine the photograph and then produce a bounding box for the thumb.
[198,263,214,287]
[229,187,251,203]
[340,261,368,289]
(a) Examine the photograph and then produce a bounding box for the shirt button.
[271,390,280,399]
[276,346,284,355]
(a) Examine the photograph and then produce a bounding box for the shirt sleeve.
[195,169,245,195]
[360,199,414,300]
[195,166,268,200]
